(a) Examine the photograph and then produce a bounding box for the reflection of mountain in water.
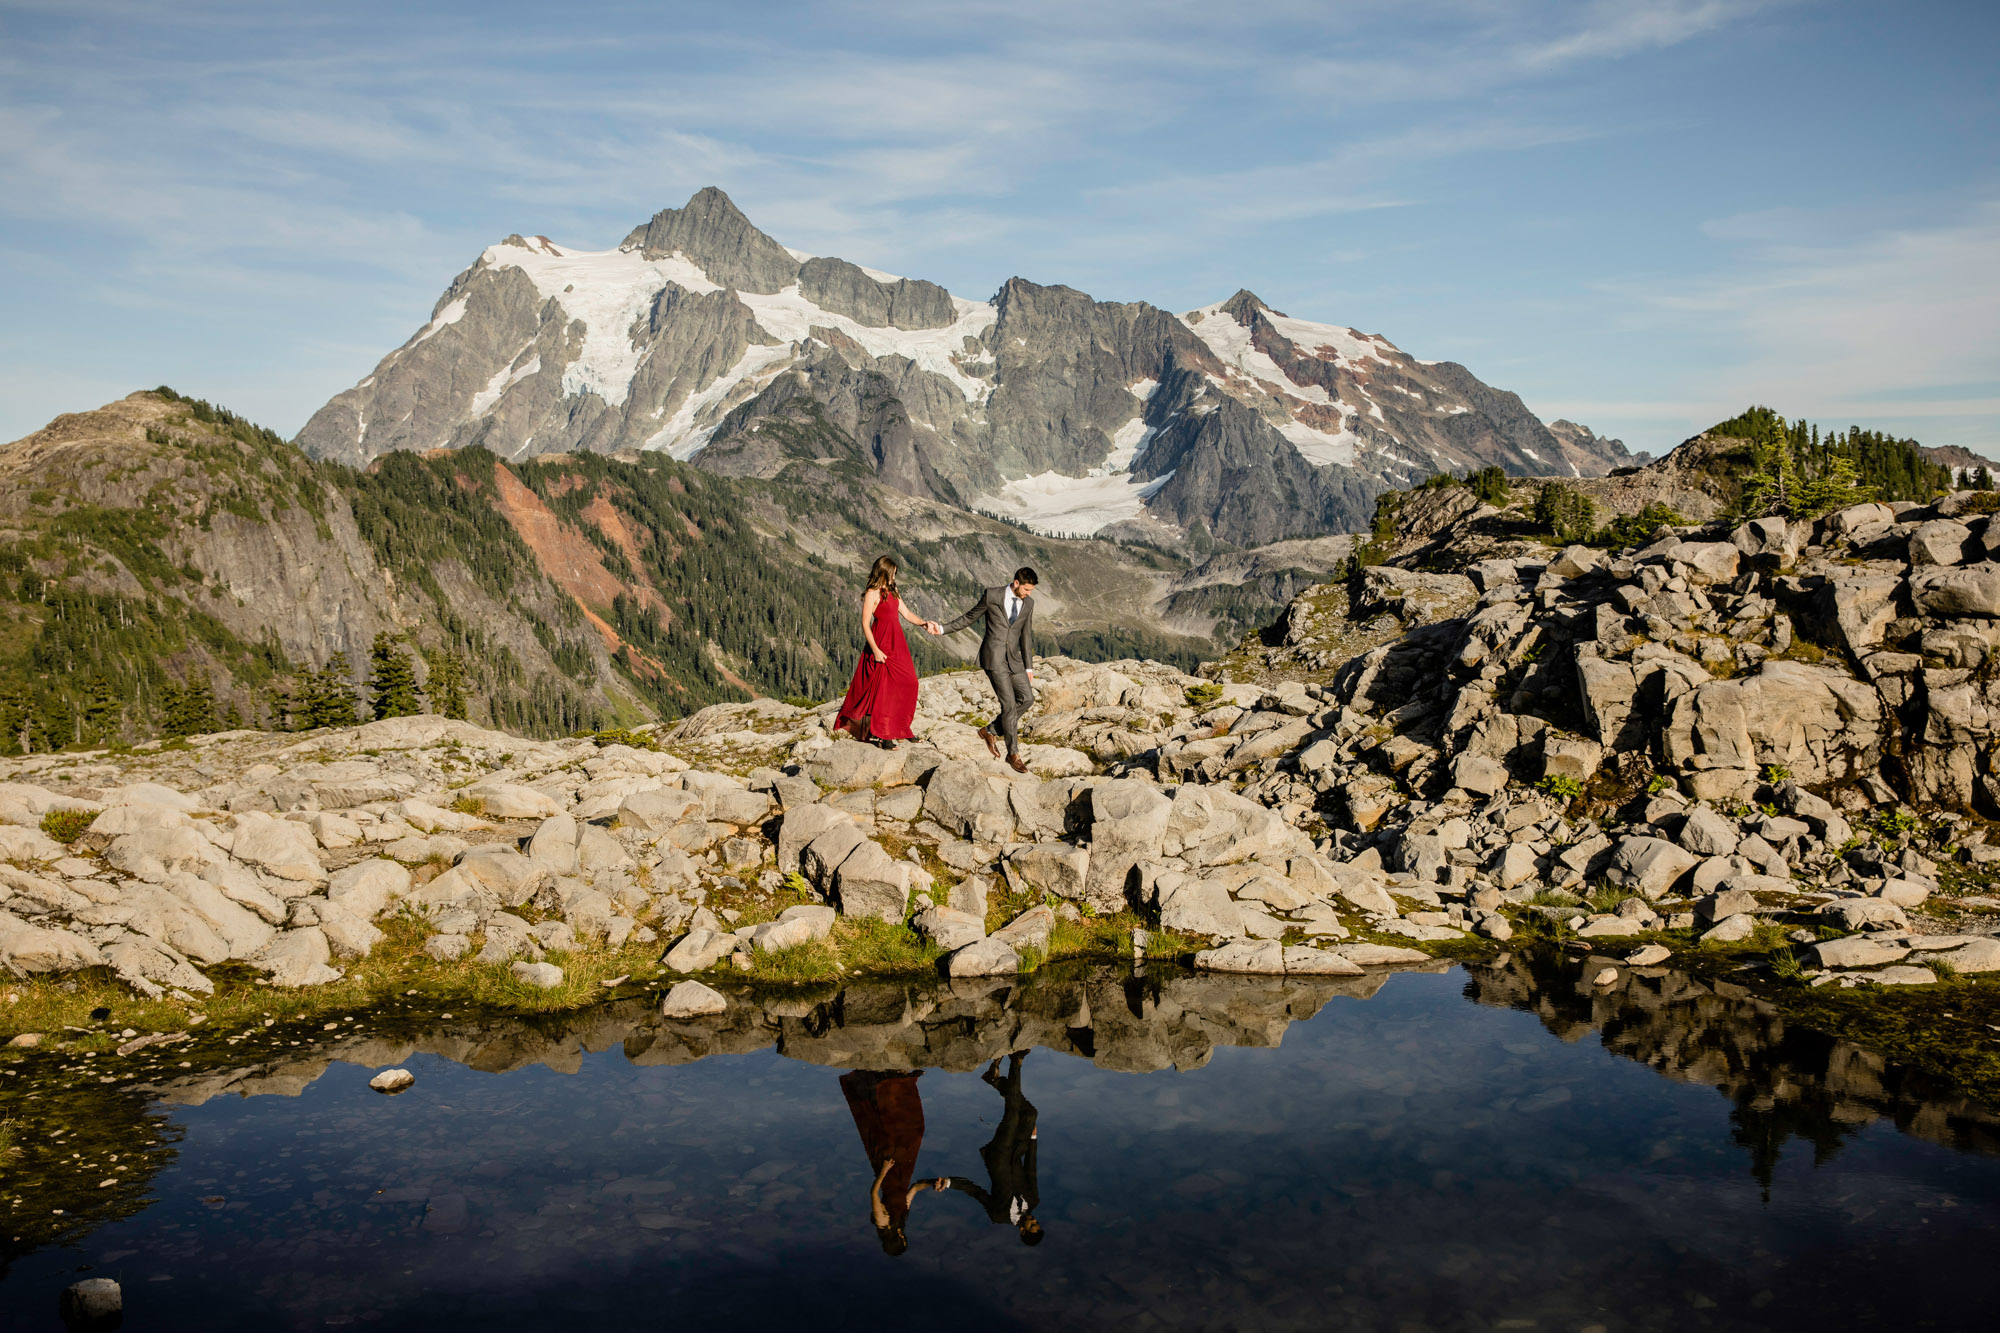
[145,964,1440,1106]
[15,955,2000,1267]
[1460,949,2000,1184]
[139,954,2000,1187]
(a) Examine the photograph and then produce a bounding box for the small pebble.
[1592,967,1618,986]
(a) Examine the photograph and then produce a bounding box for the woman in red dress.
[835,555,939,750]
[839,1069,943,1255]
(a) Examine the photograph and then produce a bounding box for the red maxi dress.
[836,590,919,741]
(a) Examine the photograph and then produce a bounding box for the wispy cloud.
[1579,200,2000,430]
[3,0,1991,455]
[1279,0,1770,103]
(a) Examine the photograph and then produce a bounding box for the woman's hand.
[927,620,942,636]
[873,648,888,664]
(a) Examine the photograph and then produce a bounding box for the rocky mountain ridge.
[0,391,1354,751]
[296,188,1635,544]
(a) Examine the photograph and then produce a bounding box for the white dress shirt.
[1005,589,1022,622]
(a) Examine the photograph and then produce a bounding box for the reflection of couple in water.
[840,1052,1043,1255]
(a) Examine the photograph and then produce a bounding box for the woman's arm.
[861,589,886,663]
[871,1158,893,1227]
[896,599,944,637]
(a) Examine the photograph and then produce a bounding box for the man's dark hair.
[1020,1221,1045,1246]
[1012,567,1039,586]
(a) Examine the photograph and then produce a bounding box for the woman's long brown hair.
[866,555,899,593]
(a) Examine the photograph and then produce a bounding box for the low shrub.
[1537,774,1583,801]
[41,809,99,844]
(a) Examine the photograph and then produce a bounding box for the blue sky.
[2,0,1995,456]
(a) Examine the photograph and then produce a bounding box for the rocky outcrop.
[624,186,802,293]
[0,653,1434,993]
[798,257,956,331]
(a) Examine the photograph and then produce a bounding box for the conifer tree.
[81,676,121,745]
[264,681,298,732]
[424,647,468,720]
[162,676,219,738]
[367,633,424,719]
[1791,452,1868,520]
[304,653,359,729]
[1533,482,1596,544]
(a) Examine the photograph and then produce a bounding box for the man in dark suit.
[941,566,1038,773]
[932,1051,1042,1246]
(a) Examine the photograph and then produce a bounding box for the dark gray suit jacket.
[943,585,1035,674]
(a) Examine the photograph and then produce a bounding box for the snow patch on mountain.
[1181,305,1335,406]
[732,286,996,403]
[482,240,720,407]
[975,470,1174,537]
[649,342,796,459]
[972,412,1164,536]
[1262,312,1396,366]
[470,355,541,416]
[1101,417,1157,474]
[1277,417,1361,468]
[410,296,469,347]
[476,234,998,446]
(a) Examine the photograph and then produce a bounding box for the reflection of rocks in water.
[141,963,1448,1107]
[1461,948,2000,1182]
[0,1084,181,1275]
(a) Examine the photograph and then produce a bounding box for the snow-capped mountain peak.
[296,189,1634,545]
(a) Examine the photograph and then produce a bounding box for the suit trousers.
[983,666,1035,756]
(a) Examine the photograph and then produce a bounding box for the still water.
[9,951,1999,1331]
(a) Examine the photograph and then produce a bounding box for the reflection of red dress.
[836,591,918,741]
[840,1071,925,1229]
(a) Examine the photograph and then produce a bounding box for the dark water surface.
[9,953,2000,1331]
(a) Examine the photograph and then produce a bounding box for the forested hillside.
[0,390,1243,755]
[1702,405,1956,505]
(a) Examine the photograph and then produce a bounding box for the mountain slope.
[296,188,1633,544]
[5,390,1339,752]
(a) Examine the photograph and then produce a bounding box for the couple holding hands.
[835,556,1040,774]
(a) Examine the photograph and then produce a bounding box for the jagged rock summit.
[296,188,1635,544]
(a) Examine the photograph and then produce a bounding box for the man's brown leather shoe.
[1009,754,1028,773]
[979,726,1002,759]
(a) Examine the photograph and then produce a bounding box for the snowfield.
[482,241,719,407]
[472,236,999,455]
[974,469,1174,538]
[972,411,1166,536]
